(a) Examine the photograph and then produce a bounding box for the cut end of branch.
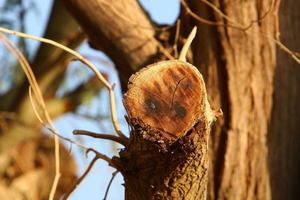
[123,60,213,148]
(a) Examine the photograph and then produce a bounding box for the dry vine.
[0,22,200,199]
[0,33,61,200]
[0,27,126,199]
[103,171,119,200]
[180,0,300,64]
[0,27,127,139]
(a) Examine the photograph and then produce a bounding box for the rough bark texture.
[119,122,209,200]
[189,0,279,199]
[187,3,227,199]
[19,0,298,199]
[115,60,214,199]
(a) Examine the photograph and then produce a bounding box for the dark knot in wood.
[123,60,208,147]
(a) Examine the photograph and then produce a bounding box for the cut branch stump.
[113,60,215,200]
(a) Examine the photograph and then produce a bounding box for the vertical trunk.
[114,60,214,200]
[190,0,279,199]
[269,0,300,199]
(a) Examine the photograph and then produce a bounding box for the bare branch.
[173,20,181,58]
[0,27,127,139]
[0,33,121,199]
[40,125,116,167]
[179,26,197,62]
[103,171,119,200]
[0,33,61,200]
[180,1,300,65]
[88,0,174,60]
[180,0,236,28]
[264,34,300,64]
[73,130,128,146]
[182,0,276,31]
[63,155,99,200]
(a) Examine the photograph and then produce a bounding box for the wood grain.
[123,60,211,144]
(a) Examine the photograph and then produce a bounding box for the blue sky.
[1,0,180,199]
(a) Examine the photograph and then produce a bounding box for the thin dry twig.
[199,0,275,31]
[181,0,300,65]
[173,20,181,58]
[265,34,300,64]
[29,87,45,124]
[0,33,61,200]
[179,26,197,62]
[63,155,99,200]
[46,126,115,166]
[0,27,127,140]
[182,0,275,31]
[180,0,239,29]
[29,86,115,166]
[73,130,128,146]
[30,78,118,199]
[103,171,119,200]
[200,0,238,26]
[1,30,121,199]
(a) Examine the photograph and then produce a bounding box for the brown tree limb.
[73,130,128,146]
[61,0,166,87]
[0,33,61,200]
[0,28,122,198]
[118,60,214,199]
[186,0,280,199]
[0,27,127,139]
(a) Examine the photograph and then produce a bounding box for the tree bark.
[187,1,280,199]
[269,0,300,199]
[62,0,159,88]
[59,0,299,199]
[114,60,214,199]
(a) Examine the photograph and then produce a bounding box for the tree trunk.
[59,0,299,199]
[269,0,300,199]
[114,60,214,199]
[190,0,279,199]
